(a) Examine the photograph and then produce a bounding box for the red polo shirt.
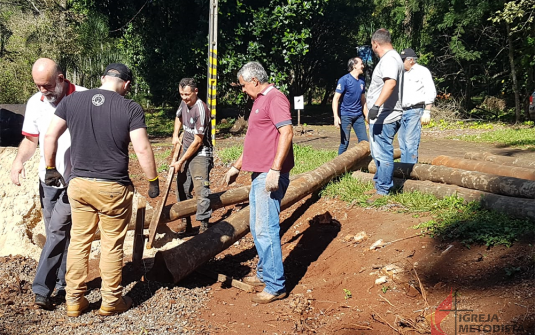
[242,85,294,173]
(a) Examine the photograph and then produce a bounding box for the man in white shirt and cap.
[398,48,437,163]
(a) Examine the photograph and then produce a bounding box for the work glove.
[368,105,380,121]
[44,167,66,187]
[148,177,160,198]
[225,166,240,185]
[421,109,431,125]
[265,169,280,192]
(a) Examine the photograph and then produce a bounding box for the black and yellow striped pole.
[207,0,218,146]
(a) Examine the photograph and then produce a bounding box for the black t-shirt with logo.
[55,89,146,184]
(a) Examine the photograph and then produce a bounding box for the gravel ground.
[0,256,212,335]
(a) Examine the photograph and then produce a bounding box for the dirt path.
[2,124,534,334]
[162,125,535,334]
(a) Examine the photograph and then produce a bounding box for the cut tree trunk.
[367,161,535,199]
[431,155,535,181]
[147,141,371,283]
[352,171,535,220]
[464,152,535,169]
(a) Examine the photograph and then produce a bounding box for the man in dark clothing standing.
[171,78,213,234]
[44,63,159,317]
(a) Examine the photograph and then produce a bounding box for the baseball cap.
[400,48,417,60]
[103,63,133,82]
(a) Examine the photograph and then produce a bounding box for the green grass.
[292,145,337,175]
[217,145,243,165]
[321,175,535,247]
[145,108,176,137]
[456,127,535,150]
[216,144,337,175]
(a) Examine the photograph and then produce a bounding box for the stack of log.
[147,141,372,283]
[352,151,535,221]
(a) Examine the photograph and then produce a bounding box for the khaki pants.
[66,178,133,306]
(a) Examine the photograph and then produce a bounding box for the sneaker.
[251,291,287,304]
[66,296,89,317]
[242,275,266,287]
[199,219,209,234]
[34,294,52,310]
[98,296,133,316]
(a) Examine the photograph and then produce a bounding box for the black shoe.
[34,294,53,310]
[52,288,66,300]
[199,219,209,234]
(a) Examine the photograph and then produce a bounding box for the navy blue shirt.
[335,73,366,116]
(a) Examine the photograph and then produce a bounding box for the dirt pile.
[0,147,43,260]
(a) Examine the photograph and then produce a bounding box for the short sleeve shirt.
[366,50,404,124]
[242,85,294,173]
[176,99,213,157]
[335,73,366,116]
[21,80,86,187]
[55,89,146,184]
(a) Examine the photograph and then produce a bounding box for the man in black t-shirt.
[44,63,159,318]
[171,78,213,234]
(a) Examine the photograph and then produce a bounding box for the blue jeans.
[398,108,423,164]
[369,121,401,195]
[338,114,368,155]
[249,172,290,296]
[33,181,71,297]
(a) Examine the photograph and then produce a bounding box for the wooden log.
[352,171,535,220]
[166,185,251,222]
[367,161,535,199]
[431,155,535,181]
[132,196,146,267]
[353,148,401,171]
[146,141,371,283]
[464,152,535,169]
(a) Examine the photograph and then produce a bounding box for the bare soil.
[2,124,535,334]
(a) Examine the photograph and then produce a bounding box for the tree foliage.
[0,0,534,121]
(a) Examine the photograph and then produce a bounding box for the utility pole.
[207,0,218,146]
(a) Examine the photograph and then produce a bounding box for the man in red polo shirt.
[10,58,86,310]
[224,61,294,304]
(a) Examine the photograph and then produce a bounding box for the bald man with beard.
[10,58,87,310]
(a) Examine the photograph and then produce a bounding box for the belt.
[402,104,425,110]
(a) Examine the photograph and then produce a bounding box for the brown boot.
[251,291,287,304]
[242,275,266,287]
[66,296,89,317]
[98,296,133,316]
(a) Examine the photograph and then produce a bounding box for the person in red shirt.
[224,61,294,304]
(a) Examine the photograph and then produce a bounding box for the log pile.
[356,153,535,221]
[147,141,371,283]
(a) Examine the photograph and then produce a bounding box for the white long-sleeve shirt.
[402,63,436,108]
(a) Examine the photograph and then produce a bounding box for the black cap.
[400,48,417,60]
[103,63,132,82]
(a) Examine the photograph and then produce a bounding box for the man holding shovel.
[172,78,213,234]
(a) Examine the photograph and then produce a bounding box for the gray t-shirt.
[366,49,404,124]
